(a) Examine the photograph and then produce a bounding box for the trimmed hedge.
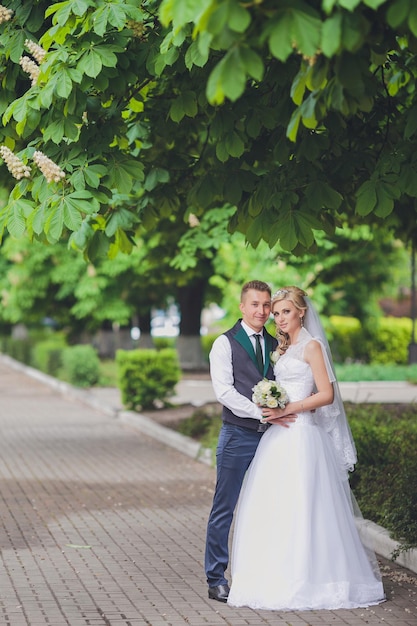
[32,334,67,376]
[347,403,417,551]
[60,345,101,387]
[116,348,181,410]
[329,316,412,365]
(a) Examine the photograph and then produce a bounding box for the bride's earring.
[300,316,304,327]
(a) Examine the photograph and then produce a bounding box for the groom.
[205,280,295,602]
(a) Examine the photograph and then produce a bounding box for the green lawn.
[99,359,417,387]
[335,362,417,383]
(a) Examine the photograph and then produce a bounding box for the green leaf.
[63,200,83,231]
[169,99,185,123]
[321,14,342,57]
[245,214,263,247]
[207,48,246,104]
[169,91,198,122]
[8,31,26,64]
[228,3,251,33]
[225,131,245,157]
[107,160,144,193]
[77,50,103,78]
[71,0,92,17]
[114,228,134,255]
[184,39,209,69]
[364,0,392,8]
[4,94,29,124]
[306,181,343,210]
[400,164,417,196]
[91,6,110,36]
[43,119,66,144]
[409,3,417,37]
[182,91,198,117]
[37,81,56,109]
[240,46,264,82]
[94,45,119,68]
[104,4,128,30]
[215,141,230,163]
[267,207,320,251]
[45,1,73,25]
[268,15,293,62]
[206,61,226,104]
[71,169,86,191]
[65,190,99,215]
[145,167,169,191]
[159,0,213,29]
[55,70,73,98]
[84,166,103,188]
[375,185,394,217]
[292,9,321,58]
[6,200,34,238]
[355,181,377,216]
[105,208,137,236]
[291,68,307,106]
[87,230,110,261]
[63,117,80,141]
[45,205,64,242]
[339,0,361,8]
[286,108,302,142]
[386,0,410,29]
[69,220,94,251]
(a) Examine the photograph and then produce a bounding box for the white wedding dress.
[228,330,385,611]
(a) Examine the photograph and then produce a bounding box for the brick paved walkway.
[0,361,416,626]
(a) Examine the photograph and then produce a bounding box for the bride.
[227,286,385,611]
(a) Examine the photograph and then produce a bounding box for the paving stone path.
[0,361,416,626]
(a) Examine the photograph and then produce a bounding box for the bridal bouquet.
[252,378,289,409]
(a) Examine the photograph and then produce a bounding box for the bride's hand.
[261,407,297,429]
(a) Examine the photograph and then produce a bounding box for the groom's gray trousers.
[204,422,263,587]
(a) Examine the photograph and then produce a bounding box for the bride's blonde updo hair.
[271,286,308,353]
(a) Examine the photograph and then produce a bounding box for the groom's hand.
[265,413,297,428]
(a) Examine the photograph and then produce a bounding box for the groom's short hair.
[241,280,271,301]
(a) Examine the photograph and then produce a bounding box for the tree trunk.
[136,309,154,348]
[177,279,207,370]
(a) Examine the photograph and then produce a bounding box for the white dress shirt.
[209,320,264,422]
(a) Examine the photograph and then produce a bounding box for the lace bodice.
[273,340,317,425]
[272,328,357,471]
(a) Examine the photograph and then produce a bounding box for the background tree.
[1,0,416,367]
[0,0,417,256]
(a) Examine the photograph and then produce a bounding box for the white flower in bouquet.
[252,378,289,409]
[270,350,280,365]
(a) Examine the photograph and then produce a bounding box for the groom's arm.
[209,335,263,421]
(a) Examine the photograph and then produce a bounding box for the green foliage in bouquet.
[116,348,181,410]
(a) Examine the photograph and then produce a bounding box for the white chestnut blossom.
[0,5,13,24]
[0,146,31,180]
[25,39,46,64]
[19,56,40,86]
[188,213,200,227]
[33,151,65,183]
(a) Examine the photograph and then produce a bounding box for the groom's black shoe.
[208,584,230,602]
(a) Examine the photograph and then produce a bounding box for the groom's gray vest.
[222,319,278,431]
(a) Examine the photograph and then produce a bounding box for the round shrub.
[61,345,101,387]
[116,348,181,410]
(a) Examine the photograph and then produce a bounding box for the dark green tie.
[254,334,264,373]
